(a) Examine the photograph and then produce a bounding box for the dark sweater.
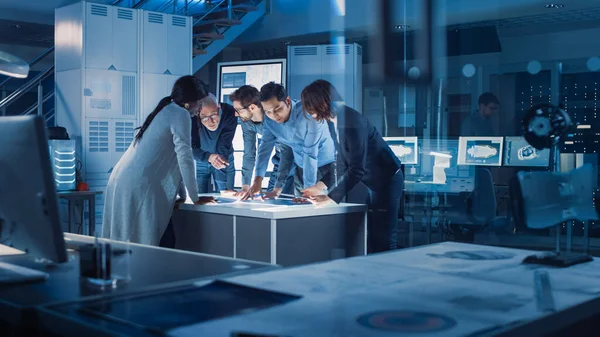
[191,103,237,162]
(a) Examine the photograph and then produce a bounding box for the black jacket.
[323,104,402,203]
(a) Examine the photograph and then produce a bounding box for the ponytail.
[135,96,173,145]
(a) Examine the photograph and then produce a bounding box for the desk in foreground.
[0,233,275,331]
[36,242,600,336]
[173,197,367,266]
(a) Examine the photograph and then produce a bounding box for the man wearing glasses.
[242,82,335,199]
[229,85,295,196]
[191,93,237,193]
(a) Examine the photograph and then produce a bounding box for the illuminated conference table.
[172,194,368,266]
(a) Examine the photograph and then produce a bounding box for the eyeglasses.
[234,105,250,114]
[235,105,253,121]
[200,113,220,123]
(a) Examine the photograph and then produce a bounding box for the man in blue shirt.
[191,93,237,192]
[242,82,336,199]
[229,85,294,195]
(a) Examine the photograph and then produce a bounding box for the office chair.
[443,168,509,242]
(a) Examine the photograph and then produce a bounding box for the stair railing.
[0,46,54,91]
[193,0,226,25]
[0,65,55,116]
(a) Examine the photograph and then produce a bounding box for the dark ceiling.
[235,6,600,62]
[0,19,54,47]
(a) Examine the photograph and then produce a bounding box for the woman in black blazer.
[301,80,404,253]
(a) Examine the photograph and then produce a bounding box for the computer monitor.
[216,59,286,104]
[458,136,504,167]
[503,136,550,167]
[383,137,418,165]
[0,115,67,263]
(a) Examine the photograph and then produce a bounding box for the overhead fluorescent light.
[0,50,29,79]
[577,124,591,129]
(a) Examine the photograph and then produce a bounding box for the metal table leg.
[584,221,589,254]
[89,195,96,236]
[67,199,73,233]
[566,221,572,253]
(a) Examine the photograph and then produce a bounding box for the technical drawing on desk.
[214,195,311,206]
[458,137,504,166]
[383,137,418,165]
[504,137,550,167]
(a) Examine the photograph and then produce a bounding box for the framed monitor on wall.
[458,136,504,167]
[216,59,287,104]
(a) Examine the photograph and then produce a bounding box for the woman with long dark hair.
[102,76,215,246]
[300,79,404,253]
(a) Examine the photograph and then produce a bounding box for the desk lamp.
[517,103,598,267]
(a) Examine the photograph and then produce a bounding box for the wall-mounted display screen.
[503,137,550,167]
[458,137,504,166]
[217,59,286,104]
[383,137,419,165]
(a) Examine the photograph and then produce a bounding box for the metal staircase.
[0,47,55,124]
[0,0,267,122]
[190,0,267,71]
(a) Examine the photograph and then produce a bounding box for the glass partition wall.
[316,0,600,254]
[230,0,600,255]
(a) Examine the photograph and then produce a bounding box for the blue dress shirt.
[254,100,335,188]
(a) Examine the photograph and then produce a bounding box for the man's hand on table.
[263,187,282,199]
[307,194,335,207]
[301,181,328,198]
[233,185,250,197]
[241,177,263,200]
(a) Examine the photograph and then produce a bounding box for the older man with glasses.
[191,93,237,193]
[229,85,295,197]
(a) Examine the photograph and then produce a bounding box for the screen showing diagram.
[503,137,550,167]
[217,60,285,104]
[458,137,504,166]
[383,137,418,165]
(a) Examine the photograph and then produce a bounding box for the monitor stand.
[523,251,592,267]
[522,221,593,268]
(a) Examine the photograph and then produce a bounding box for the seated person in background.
[300,80,403,253]
[457,92,501,242]
[242,82,336,199]
[191,93,237,193]
[460,92,500,137]
[229,85,295,196]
